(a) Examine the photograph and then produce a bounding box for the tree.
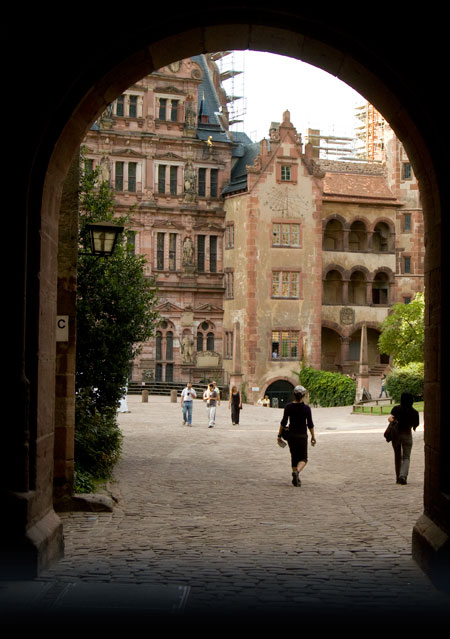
[378,292,424,366]
[77,154,159,411]
[74,154,159,490]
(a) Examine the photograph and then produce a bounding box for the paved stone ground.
[3,395,449,637]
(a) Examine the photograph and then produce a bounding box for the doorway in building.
[265,380,295,408]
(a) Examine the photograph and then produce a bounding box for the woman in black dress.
[229,385,242,424]
[388,392,419,484]
[277,385,316,486]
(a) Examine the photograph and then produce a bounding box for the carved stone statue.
[184,161,196,193]
[184,97,197,129]
[183,160,196,202]
[181,334,194,363]
[99,156,110,183]
[182,237,194,264]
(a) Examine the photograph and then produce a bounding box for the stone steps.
[127,381,221,397]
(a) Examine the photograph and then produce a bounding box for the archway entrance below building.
[265,380,294,409]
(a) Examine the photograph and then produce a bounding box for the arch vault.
[5,4,449,590]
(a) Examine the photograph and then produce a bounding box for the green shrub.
[296,367,356,407]
[75,390,123,487]
[73,464,95,493]
[385,362,424,403]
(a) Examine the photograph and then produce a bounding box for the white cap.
[294,385,307,395]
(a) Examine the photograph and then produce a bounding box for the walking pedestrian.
[379,373,389,398]
[229,385,242,424]
[277,385,316,487]
[204,382,220,428]
[388,392,419,484]
[180,382,197,426]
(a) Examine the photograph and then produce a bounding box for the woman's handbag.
[280,425,290,441]
[384,419,399,443]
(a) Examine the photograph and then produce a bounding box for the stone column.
[53,154,78,506]
[342,280,349,305]
[340,336,351,373]
[357,323,370,400]
[230,320,243,391]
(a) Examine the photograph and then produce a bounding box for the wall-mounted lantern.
[84,222,124,257]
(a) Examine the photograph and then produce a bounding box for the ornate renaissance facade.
[83,55,424,402]
[83,54,235,385]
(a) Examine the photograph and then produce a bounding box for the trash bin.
[142,389,149,403]
[272,397,279,408]
[170,389,177,403]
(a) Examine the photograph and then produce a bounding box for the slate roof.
[192,55,234,145]
[221,141,262,195]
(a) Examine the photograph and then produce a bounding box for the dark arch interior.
[8,6,448,594]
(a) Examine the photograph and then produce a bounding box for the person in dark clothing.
[277,385,316,487]
[388,392,420,484]
[229,385,242,425]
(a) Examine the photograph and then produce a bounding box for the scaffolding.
[305,129,358,161]
[354,102,385,161]
[212,51,247,129]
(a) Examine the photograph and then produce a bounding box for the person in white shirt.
[204,382,220,428]
[180,382,197,426]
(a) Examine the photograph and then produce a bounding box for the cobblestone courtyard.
[2,395,449,636]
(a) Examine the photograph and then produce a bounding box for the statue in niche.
[184,97,197,129]
[99,156,111,183]
[184,160,196,201]
[181,334,194,363]
[182,237,194,264]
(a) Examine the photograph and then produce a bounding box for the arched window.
[155,332,162,360]
[323,219,344,250]
[166,331,173,360]
[348,221,367,252]
[197,332,203,352]
[372,272,390,304]
[349,271,367,305]
[207,332,215,351]
[372,222,392,252]
[323,270,343,304]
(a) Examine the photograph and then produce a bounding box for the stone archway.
[8,8,448,590]
[265,379,295,409]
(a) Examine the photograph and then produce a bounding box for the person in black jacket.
[277,385,316,487]
[388,392,420,485]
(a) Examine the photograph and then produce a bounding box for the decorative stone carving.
[183,160,196,201]
[180,311,194,326]
[247,154,262,173]
[196,351,221,368]
[142,368,155,382]
[340,307,355,325]
[182,236,194,265]
[181,334,194,364]
[184,96,197,130]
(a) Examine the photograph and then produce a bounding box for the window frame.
[271,270,301,299]
[271,330,300,360]
[272,221,301,248]
[115,161,124,191]
[156,232,165,270]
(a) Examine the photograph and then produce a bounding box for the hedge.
[297,367,356,407]
[385,362,424,403]
[74,389,123,492]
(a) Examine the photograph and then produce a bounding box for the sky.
[220,50,366,144]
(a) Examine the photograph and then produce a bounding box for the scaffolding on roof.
[213,51,247,129]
